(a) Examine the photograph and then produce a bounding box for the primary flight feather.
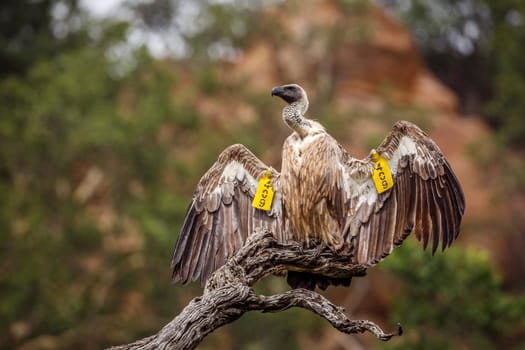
[171,84,465,289]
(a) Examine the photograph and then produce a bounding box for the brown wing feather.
[345,120,465,265]
[171,144,283,285]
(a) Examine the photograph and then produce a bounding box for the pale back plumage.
[171,84,465,288]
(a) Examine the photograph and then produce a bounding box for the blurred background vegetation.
[1,0,524,349]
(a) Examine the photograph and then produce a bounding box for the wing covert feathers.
[171,144,283,285]
[347,121,465,266]
[172,120,465,287]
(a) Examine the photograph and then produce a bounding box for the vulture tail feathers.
[286,271,352,291]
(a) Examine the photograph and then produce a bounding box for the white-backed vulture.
[171,83,465,290]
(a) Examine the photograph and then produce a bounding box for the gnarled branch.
[108,230,402,350]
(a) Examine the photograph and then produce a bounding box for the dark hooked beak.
[271,86,284,97]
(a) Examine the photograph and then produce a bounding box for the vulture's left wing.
[171,144,283,285]
[344,120,465,265]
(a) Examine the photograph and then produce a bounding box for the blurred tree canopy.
[0,1,297,348]
[0,1,200,348]
[1,0,525,349]
[382,0,525,149]
[379,240,525,350]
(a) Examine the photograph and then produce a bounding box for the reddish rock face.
[188,0,513,285]
[163,1,523,347]
[231,0,457,111]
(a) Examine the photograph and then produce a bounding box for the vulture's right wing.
[171,144,283,285]
[343,121,465,265]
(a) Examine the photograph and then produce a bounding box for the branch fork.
[109,229,402,350]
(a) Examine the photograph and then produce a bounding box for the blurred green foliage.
[0,0,80,77]
[0,2,203,348]
[383,0,525,149]
[380,240,525,350]
[1,0,525,349]
[484,0,525,149]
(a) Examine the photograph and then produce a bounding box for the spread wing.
[344,120,465,265]
[171,144,283,285]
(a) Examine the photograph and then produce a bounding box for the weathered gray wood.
[108,230,401,350]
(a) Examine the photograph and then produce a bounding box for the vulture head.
[271,84,309,115]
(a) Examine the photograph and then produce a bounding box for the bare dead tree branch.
[108,229,402,350]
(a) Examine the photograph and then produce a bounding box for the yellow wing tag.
[371,152,394,194]
[252,169,274,211]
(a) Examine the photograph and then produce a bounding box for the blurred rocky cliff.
[180,2,524,347]
[192,0,500,269]
[3,0,524,349]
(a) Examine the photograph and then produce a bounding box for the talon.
[313,242,327,258]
